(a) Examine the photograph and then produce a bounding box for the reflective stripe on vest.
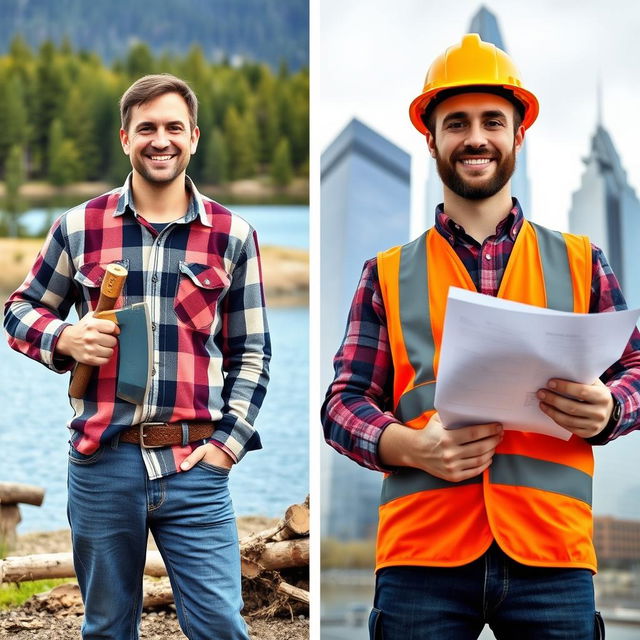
[383,222,585,504]
[382,454,592,506]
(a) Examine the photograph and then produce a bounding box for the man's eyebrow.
[441,109,508,125]
[482,110,508,120]
[441,111,468,125]
[134,120,186,130]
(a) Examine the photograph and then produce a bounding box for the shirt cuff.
[209,413,262,463]
[585,391,622,445]
[208,440,238,464]
[367,415,405,472]
[44,320,75,373]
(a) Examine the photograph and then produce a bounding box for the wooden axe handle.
[69,264,128,399]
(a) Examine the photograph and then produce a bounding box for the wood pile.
[0,497,309,619]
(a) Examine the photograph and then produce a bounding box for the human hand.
[180,442,234,472]
[56,312,119,365]
[537,378,614,439]
[380,413,503,482]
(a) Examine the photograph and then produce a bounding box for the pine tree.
[124,43,154,78]
[255,68,280,165]
[48,120,81,187]
[4,145,26,237]
[203,128,229,185]
[0,74,29,175]
[271,138,293,188]
[63,85,98,181]
[224,106,256,180]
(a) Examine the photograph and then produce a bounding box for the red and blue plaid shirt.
[322,200,640,471]
[4,175,270,479]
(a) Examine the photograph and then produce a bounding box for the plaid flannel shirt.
[322,200,640,471]
[4,175,270,479]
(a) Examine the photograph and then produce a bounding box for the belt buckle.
[139,422,166,449]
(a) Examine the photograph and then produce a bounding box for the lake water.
[0,306,308,532]
[0,204,309,532]
[17,203,309,250]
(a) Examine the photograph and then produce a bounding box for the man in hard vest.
[322,34,640,639]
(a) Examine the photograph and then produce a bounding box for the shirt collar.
[434,197,524,246]
[113,173,212,227]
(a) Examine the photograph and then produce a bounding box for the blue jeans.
[67,441,249,640]
[370,542,599,640]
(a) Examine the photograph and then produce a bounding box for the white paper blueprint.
[434,287,640,440]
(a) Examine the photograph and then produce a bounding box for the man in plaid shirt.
[4,74,269,640]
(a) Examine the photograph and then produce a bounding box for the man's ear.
[120,128,130,155]
[190,125,200,154]
[425,128,437,159]
[514,124,525,154]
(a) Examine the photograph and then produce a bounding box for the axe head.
[96,302,152,405]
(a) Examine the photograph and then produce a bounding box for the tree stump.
[0,482,45,553]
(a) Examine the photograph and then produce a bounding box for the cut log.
[277,580,309,604]
[0,482,45,507]
[271,504,309,541]
[142,577,174,608]
[240,500,309,544]
[143,551,167,578]
[1,538,309,583]
[0,505,22,551]
[34,577,309,612]
[241,558,263,579]
[0,552,73,582]
[259,539,309,570]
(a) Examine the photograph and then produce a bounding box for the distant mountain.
[0,0,308,69]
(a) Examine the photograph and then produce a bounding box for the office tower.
[568,122,640,308]
[320,118,411,539]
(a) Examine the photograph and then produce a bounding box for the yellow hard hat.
[409,33,539,134]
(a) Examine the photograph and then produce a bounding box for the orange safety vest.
[376,220,596,572]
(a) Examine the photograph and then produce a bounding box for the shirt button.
[152,368,157,377]
[151,274,158,283]
[151,322,157,332]
[204,278,211,285]
[485,254,492,261]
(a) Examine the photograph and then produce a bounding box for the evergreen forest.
[0,36,309,191]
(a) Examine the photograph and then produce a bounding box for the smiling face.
[425,93,524,201]
[120,91,200,187]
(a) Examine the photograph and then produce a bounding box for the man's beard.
[435,144,516,201]
[131,147,189,186]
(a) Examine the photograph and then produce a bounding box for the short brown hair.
[120,74,198,131]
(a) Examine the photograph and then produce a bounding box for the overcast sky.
[318,0,640,234]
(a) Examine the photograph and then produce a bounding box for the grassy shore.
[0,238,308,306]
[0,177,309,206]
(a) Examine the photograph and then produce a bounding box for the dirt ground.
[0,518,309,640]
[0,607,309,640]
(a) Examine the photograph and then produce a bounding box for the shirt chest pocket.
[174,261,231,331]
[73,260,129,311]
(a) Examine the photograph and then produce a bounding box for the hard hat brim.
[409,84,539,135]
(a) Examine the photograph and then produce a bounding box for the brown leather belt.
[119,422,215,448]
